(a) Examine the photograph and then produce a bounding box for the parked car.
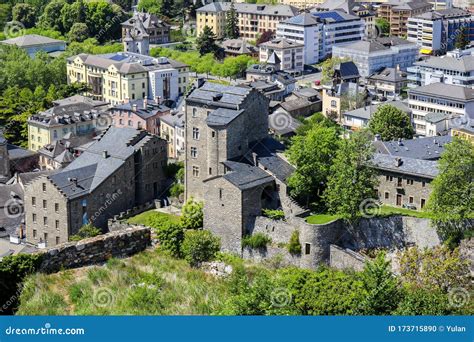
[402,203,417,210]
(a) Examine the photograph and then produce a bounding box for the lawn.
[126,210,180,230]
[306,205,432,224]
[306,214,341,225]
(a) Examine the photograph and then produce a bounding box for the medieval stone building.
[24,126,167,248]
[0,130,10,183]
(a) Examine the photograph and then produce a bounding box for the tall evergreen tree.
[454,25,469,50]
[225,1,239,39]
[196,25,219,56]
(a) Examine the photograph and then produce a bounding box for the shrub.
[180,197,203,229]
[156,223,185,258]
[262,209,285,220]
[242,233,272,249]
[287,230,302,255]
[169,183,184,198]
[69,223,102,241]
[181,230,221,267]
[395,285,451,315]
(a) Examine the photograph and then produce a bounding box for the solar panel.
[312,11,344,22]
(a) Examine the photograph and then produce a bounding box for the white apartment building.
[408,83,474,136]
[332,37,418,77]
[259,38,305,72]
[407,9,474,55]
[407,51,474,88]
[276,13,322,65]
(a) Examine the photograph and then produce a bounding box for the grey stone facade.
[24,127,167,247]
[38,226,150,273]
[0,131,10,183]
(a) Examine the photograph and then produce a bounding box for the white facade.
[407,16,444,53]
[408,84,474,136]
[259,39,305,72]
[276,19,321,65]
[149,68,179,102]
[320,19,365,59]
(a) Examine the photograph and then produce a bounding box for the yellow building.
[197,2,299,40]
[67,52,190,105]
[27,95,110,151]
[451,127,474,144]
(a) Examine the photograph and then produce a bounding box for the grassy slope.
[126,210,181,228]
[17,249,230,315]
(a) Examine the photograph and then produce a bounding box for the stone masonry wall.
[38,226,151,273]
[329,245,366,272]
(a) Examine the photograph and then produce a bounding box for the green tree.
[38,0,67,32]
[323,130,378,220]
[180,197,203,229]
[68,22,89,42]
[368,104,414,141]
[156,223,184,257]
[375,18,390,36]
[181,230,220,266]
[12,3,36,28]
[287,230,302,255]
[61,0,87,34]
[196,25,219,56]
[358,253,400,314]
[395,286,451,315]
[455,26,469,50]
[318,56,350,84]
[286,124,340,206]
[69,223,102,241]
[225,2,239,39]
[137,0,161,15]
[428,137,474,239]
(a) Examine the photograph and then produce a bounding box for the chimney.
[394,157,403,167]
[132,104,137,112]
[155,96,161,105]
[396,64,400,71]
[195,77,205,88]
[143,98,148,108]
[374,134,381,141]
[68,177,78,187]
[124,97,130,104]
[103,150,109,159]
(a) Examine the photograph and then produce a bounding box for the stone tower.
[123,12,150,56]
[0,129,10,183]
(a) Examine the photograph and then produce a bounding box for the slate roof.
[425,112,448,123]
[344,101,410,121]
[186,81,252,108]
[386,0,431,11]
[368,67,407,83]
[375,36,415,47]
[374,135,451,160]
[372,153,439,179]
[311,9,361,22]
[338,40,389,53]
[335,61,360,80]
[160,111,184,128]
[221,39,258,55]
[416,8,471,19]
[206,108,245,127]
[18,170,54,187]
[412,54,474,73]
[7,144,36,160]
[47,127,148,199]
[260,38,304,49]
[197,2,299,16]
[0,183,24,238]
[282,12,320,26]
[1,34,65,47]
[222,161,274,190]
[121,12,170,30]
[409,83,474,101]
[249,138,295,182]
[112,99,170,120]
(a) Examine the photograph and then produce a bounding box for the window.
[409,196,414,204]
[422,181,426,187]
[44,232,48,242]
[33,229,37,238]
[192,127,200,140]
[55,203,59,213]
[32,213,37,223]
[192,108,197,117]
[43,200,47,209]
[32,197,36,206]
[43,217,48,225]
[305,243,311,255]
[331,100,337,108]
[421,198,426,209]
[407,179,414,185]
[209,167,212,175]
[397,177,403,187]
[42,183,46,192]
[192,166,199,177]
[385,192,390,199]
[55,220,60,229]
[56,236,60,245]
[190,147,198,158]
[212,131,216,138]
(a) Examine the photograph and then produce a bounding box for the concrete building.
[367,67,409,98]
[276,13,322,65]
[310,10,365,59]
[121,11,170,46]
[332,37,418,77]
[184,80,269,202]
[378,0,433,38]
[67,52,190,104]
[407,9,474,54]
[196,2,299,40]
[108,98,170,135]
[24,127,167,247]
[407,51,474,88]
[0,34,66,57]
[27,95,110,152]
[372,153,438,210]
[408,83,474,136]
[342,101,411,130]
[259,38,305,73]
[160,109,185,160]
